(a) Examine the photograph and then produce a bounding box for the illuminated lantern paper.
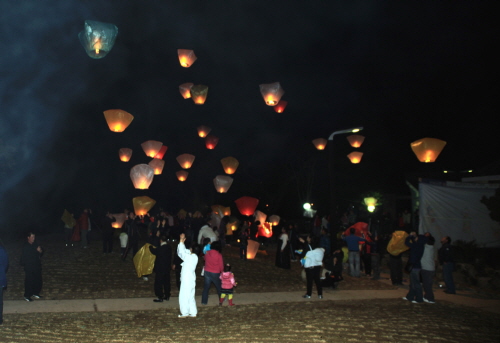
[130,164,154,189]
[111,213,127,229]
[118,148,133,162]
[258,222,273,238]
[197,125,211,138]
[222,206,231,216]
[347,135,365,148]
[179,83,194,99]
[410,137,447,163]
[247,239,260,259]
[221,156,239,174]
[344,222,371,240]
[133,196,156,216]
[259,82,284,106]
[312,138,327,150]
[235,196,259,216]
[176,154,195,169]
[269,215,280,226]
[154,145,168,159]
[61,209,76,228]
[254,210,267,225]
[213,175,233,193]
[205,135,219,149]
[211,205,223,215]
[178,49,197,68]
[79,20,118,59]
[141,140,163,158]
[387,230,410,256]
[364,197,377,212]
[103,109,134,132]
[176,170,189,181]
[273,100,288,113]
[347,151,363,164]
[226,221,237,235]
[148,158,165,175]
[190,85,208,104]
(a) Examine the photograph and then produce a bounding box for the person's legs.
[353,252,361,277]
[80,230,88,248]
[443,263,456,293]
[348,251,356,276]
[313,266,322,296]
[421,269,435,302]
[0,286,4,324]
[202,271,219,304]
[305,268,313,296]
[154,273,164,299]
[371,254,380,280]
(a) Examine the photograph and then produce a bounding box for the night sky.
[0,1,497,236]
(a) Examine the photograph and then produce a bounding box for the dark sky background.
[0,1,497,237]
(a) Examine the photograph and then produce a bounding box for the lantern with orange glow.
[254,210,267,225]
[190,85,209,104]
[235,196,259,216]
[103,109,134,132]
[176,154,195,169]
[258,222,273,238]
[364,197,378,213]
[154,145,168,159]
[118,148,133,162]
[312,138,327,150]
[176,170,189,181]
[273,100,288,113]
[226,221,237,236]
[222,206,231,216]
[220,156,239,174]
[148,158,165,175]
[213,175,233,193]
[179,83,194,99]
[177,49,197,68]
[205,135,219,149]
[132,196,156,216]
[259,82,284,106]
[268,215,280,226]
[111,213,127,229]
[141,140,163,158]
[130,164,155,189]
[410,138,447,163]
[197,125,211,138]
[347,151,364,164]
[247,239,260,259]
[347,135,365,148]
[79,20,118,59]
[211,205,223,216]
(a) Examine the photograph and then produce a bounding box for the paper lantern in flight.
[268,215,280,226]
[103,109,134,132]
[235,196,259,216]
[347,151,364,164]
[205,135,219,149]
[254,210,267,225]
[130,164,155,189]
[259,82,284,106]
[133,196,156,216]
[213,175,233,193]
[148,158,165,175]
[197,125,211,138]
[312,138,327,150]
[154,145,168,159]
[179,83,194,99]
[118,148,133,162]
[410,138,447,163]
[221,156,239,174]
[258,222,273,238]
[273,100,288,113]
[141,140,163,158]
[79,20,118,59]
[176,170,189,181]
[111,213,127,229]
[190,85,209,104]
[364,197,378,213]
[247,239,260,259]
[347,135,365,148]
[176,154,195,169]
[178,49,197,68]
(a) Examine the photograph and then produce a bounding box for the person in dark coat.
[149,235,172,302]
[20,232,43,302]
[102,212,116,254]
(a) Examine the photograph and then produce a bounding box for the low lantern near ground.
[133,196,156,216]
[347,135,365,148]
[141,140,163,158]
[176,170,189,181]
[259,82,285,106]
[247,239,260,259]
[258,222,273,238]
[410,137,447,163]
[179,83,194,99]
[268,215,280,226]
[177,49,197,68]
[213,175,233,193]
[197,125,211,138]
[221,156,239,174]
[273,100,288,113]
[364,197,378,213]
[235,196,259,216]
[103,109,134,132]
[79,20,118,59]
[190,85,209,104]
[347,151,364,164]
[111,213,127,229]
[205,135,219,149]
[176,154,195,169]
[118,148,133,162]
[148,158,165,175]
[154,145,168,159]
[312,138,327,150]
[130,164,155,189]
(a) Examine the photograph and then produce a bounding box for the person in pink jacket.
[219,264,237,306]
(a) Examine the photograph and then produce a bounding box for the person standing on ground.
[403,232,427,303]
[177,233,198,318]
[438,236,456,294]
[78,209,91,248]
[275,227,291,269]
[149,235,172,302]
[421,235,436,303]
[20,232,43,302]
[219,263,237,306]
[302,238,324,299]
[341,228,366,277]
[0,239,9,325]
[201,241,223,305]
[102,212,116,254]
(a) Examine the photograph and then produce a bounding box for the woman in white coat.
[177,233,199,318]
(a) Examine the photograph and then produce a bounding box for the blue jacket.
[405,235,428,269]
[343,235,366,252]
[0,245,8,287]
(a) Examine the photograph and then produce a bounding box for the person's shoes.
[423,298,435,304]
[402,297,408,301]
[318,295,323,299]
[153,298,163,303]
[302,295,311,299]
[178,315,189,318]
[142,276,148,281]
[32,295,42,299]
[444,290,456,294]
[24,297,33,302]
[188,315,197,317]
[411,300,423,304]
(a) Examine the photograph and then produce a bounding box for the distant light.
[303,203,311,210]
[352,128,360,133]
[367,205,375,212]
[468,170,473,173]
[443,170,448,173]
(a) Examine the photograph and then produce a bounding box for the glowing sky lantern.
[312,138,327,150]
[118,148,133,162]
[258,222,273,238]
[111,213,127,229]
[197,125,211,138]
[190,85,209,104]
[176,154,195,169]
[141,140,163,158]
[247,239,260,259]
[130,164,154,189]
[148,158,165,175]
[273,100,288,113]
[213,175,233,193]
[268,214,280,226]
[78,20,118,59]
[220,156,239,174]
[133,196,156,216]
[364,197,378,213]
[254,210,267,225]
[259,82,284,106]
[347,151,364,164]
[176,170,189,181]
[347,135,365,148]
[411,137,447,163]
[103,109,134,132]
[179,83,194,99]
[154,145,168,159]
[205,135,219,149]
[235,196,259,216]
[177,49,197,68]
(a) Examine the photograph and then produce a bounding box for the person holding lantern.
[177,233,199,318]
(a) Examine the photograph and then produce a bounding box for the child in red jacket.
[219,264,237,306]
